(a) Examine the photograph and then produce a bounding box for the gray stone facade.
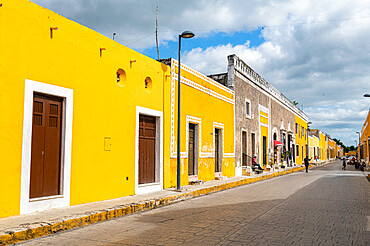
[210,54,308,174]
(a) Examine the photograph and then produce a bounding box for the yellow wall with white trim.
[165,60,235,187]
[295,115,308,164]
[0,0,171,218]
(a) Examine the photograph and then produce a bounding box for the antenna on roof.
[156,6,160,60]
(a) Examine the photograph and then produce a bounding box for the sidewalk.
[0,164,317,245]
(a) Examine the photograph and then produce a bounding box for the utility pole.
[155,6,159,60]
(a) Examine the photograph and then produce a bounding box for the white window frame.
[245,98,251,119]
[20,79,73,214]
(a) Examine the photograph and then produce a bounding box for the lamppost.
[364,94,370,97]
[177,31,195,191]
[356,131,361,160]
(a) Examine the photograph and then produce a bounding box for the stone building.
[210,54,308,175]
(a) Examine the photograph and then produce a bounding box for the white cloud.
[30,0,370,146]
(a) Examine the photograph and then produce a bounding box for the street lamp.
[364,94,370,97]
[177,31,195,191]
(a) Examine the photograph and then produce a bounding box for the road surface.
[19,161,370,245]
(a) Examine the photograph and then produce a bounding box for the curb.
[0,166,306,245]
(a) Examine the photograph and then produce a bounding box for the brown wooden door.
[139,115,156,184]
[242,131,247,166]
[251,133,256,161]
[215,128,222,172]
[263,136,267,165]
[30,94,62,199]
[188,123,195,176]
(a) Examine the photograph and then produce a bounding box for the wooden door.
[139,115,156,184]
[263,136,267,165]
[188,123,195,176]
[215,129,222,172]
[30,94,62,199]
[251,133,255,160]
[242,131,247,166]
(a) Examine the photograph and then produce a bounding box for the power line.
[125,32,156,46]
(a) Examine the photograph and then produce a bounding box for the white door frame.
[20,79,73,214]
[135,106,163,194]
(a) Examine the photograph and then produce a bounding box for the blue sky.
[141,30,265,62]
[30,0,370,146]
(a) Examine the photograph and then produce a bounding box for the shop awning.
[274,140,283,147]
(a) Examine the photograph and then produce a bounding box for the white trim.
[170,59,235,158]
[245,98,251,119]
[172,59,234,94]
[186,115,202,158]
[258,105,269,166]
[135,106,163,195]
[213,122,234,159]
[235,71,308,122]
[176,77,234,105]
[20,79,73,214]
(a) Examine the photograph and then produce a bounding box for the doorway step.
[188,175,203,185]
[215,172,227,181]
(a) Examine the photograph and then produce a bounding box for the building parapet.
[227,54,308,122]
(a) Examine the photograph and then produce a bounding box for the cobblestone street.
[19,161,370,246]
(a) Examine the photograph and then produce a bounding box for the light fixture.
[364,94,370,97]
[180,31,195,39]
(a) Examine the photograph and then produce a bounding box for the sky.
[30,0,370,147]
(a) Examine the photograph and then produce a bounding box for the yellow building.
[295,116,308,164]
[308,135,320,162]
[0,0,176,218]
[328,139,336,159]
[162,59,235,187]
[346,150,357,157]
[359,109,370,164]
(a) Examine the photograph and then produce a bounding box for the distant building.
[210,54,309,174]
[359,109,370,164]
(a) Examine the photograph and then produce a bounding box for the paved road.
[19,161,370,245]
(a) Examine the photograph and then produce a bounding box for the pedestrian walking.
[342,158,346,170]
[304,156,311,173]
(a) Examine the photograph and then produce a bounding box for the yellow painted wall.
[328,139,336,159]
[360,110,370,163]
[309,136,319,160]
[260,124,269,168]
[0,0,171,218]
[318,132,327,161]
[295,115,308,165]
[347,150,357,156]
[165,60,235,188]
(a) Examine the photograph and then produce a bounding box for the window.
[245,99,251,118]
[296,145,299,157]
[302,146,304,158]
[296,123,298,134]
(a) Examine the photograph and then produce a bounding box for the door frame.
[135,106,163,194]
[20,79,73,214]
[187,123,199,176]
[241,129,248,167]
